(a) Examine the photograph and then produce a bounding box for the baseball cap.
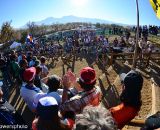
[23,67,36,82]
[120,70,143,89]
[36,97,58,120]
[79,67,96,85]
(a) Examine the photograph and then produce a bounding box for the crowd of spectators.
[0,28,159,129]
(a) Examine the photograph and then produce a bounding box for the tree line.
[0,21,160,45]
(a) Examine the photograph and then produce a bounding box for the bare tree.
[0,21,14,43]
[27,21,38,36]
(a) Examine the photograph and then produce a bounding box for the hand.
[62,74,71,89]
[66,71,76,84]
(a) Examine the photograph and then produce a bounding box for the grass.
[148,35,160,46]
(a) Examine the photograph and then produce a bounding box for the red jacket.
[110,103,140,129]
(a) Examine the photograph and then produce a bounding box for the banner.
[150,0,160,19]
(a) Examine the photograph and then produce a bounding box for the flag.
[150,0,160,19]
[26,34,34,45]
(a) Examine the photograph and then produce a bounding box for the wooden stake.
[132,0,140,69]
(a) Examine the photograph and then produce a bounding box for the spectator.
[33,75,62,107]
[34,60,40,67]
[22,54,27,60]
[32,97,75,130]
[74,105,117,130]
[125,30,131,42]
[110,70,143,129]
[17,52,22,64]
[103,38,109,48]
[118,37,126,47]
[29,56,37,67]
[60,67,102,114]
[26,52,32,63]
[34,66,43,90]
[113,38,118,47]
[19,59,28,85]
[0,54,12,87]
[137,39,144,62]
[10,54,20,80]
[40,56,49,78]
[20,67,43,112]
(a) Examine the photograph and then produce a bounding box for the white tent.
[10,42,21,49]
[0,44,3,49]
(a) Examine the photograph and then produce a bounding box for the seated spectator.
[113,38,119,47]
[32,97,75,130]
[110,70,143,129]
[20,67,43,112]
[40,56,49,78]
[103,38,109,48]
[60,67,102,114]
[141,111,160,130]
[74,105,117,130]
[118,37,126,47]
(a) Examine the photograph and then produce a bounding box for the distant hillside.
[36,15,114,25]
[22,15,127,28]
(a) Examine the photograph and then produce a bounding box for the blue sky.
[0,0,159,28]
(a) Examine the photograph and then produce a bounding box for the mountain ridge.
[22,15,128,28]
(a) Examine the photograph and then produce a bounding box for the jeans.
[142,112,160,130]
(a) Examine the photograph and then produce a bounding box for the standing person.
[17,52,23,64]
[125,30,131,43]
[40,56,49,78]
[26,52,32,63]
[33,75,62,107]
[10,54,20,81]
[0,54,12,87]
[19,59,28,85]
[110,70,143,129]
[29,56,37,67]
[137,39,145,65]
[60,67,102,114]
[20,67,43,112]
[32,97,75,130]
[34,66,43,90]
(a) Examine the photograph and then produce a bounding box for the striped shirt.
[60,86,101,114]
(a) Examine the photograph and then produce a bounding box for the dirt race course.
[5,54,160,130]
